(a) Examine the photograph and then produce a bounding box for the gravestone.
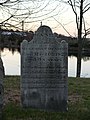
[21,25,68,111]
[0,57,4,118]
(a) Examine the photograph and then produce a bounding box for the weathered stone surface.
[0,57,4,118]
[21,25,68,111]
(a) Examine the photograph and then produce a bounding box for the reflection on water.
[0,46,20,54]
[1,48,20,75]
[82,57,90,61]
[68,56,77,77]
[0,48,90,77]
[68,56,90,78]
[1,47,90,61]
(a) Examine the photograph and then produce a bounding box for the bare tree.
[62,0,90,77]
[0,0,62,30]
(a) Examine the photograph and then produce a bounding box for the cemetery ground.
[2,76,90,120]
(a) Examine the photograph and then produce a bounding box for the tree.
[62,0,90,77]
[0,0,62,30]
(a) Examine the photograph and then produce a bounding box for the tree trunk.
[76,29,82,77]
[76,0,83,77]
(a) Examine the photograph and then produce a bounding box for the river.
[1,48,90,78]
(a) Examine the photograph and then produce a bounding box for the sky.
[0,0,90,37]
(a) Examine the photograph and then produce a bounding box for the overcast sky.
[0,0,90,37]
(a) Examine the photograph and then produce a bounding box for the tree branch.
[0,0,20,6]
[68,0,78,29]
[0,0,9,5]
[83,6,90,13]
[0,15,13,24]
[53,17,72,37]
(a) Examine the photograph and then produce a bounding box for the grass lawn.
[1,76,90,120]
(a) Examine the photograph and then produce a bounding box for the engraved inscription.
[21,25,68,111]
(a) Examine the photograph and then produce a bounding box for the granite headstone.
[21,25,68,111]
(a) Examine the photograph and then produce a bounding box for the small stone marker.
[0,57,4,118]
[21,25,68,111]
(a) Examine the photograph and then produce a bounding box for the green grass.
[1,76,90,120]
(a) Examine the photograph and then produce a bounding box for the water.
[68,56,90,77]
[1,48,20,75]
[1,48,90,78]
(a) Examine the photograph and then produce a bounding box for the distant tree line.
[0,29,90,51]
[0,29,77,46]
[0,29,34,47]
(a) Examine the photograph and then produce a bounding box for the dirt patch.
[4,88,82,105]
[68,93,82,104]
[4,88,20,105]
